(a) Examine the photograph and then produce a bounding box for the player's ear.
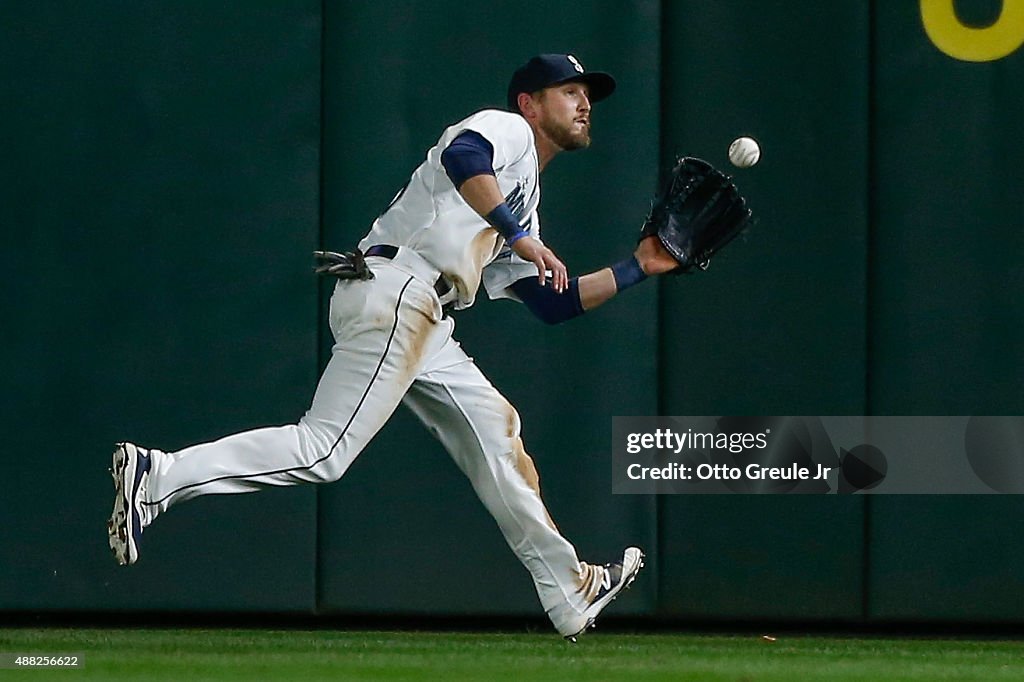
[517,91,539,118]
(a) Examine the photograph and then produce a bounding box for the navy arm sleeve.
[509,276,585,325]
[440,130,496,189]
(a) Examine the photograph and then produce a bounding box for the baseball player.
[108,53,679,640]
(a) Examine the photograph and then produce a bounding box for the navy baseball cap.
[507,54,616,111]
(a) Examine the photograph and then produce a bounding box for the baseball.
[728,136,760,168]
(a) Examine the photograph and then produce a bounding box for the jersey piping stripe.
[143,276,416,507]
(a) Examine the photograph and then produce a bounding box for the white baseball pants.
[139,249,590,626]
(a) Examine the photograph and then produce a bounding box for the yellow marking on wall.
[921,0,1024,61]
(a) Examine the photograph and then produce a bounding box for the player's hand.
[512,236,568,293]
[634,235,679,276]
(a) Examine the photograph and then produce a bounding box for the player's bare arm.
[457,173,568,293]
[511,234,678,324]
[575,236,678,311]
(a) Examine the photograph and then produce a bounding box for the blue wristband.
[485,203,524,242]
[611,256,648,292]
[506,228,531,246]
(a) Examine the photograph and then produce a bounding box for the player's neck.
[532,131,561,172]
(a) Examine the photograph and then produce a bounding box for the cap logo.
[567,54,585,73]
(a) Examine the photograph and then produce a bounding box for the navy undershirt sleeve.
[510,276,585,325]
[440,130,496,189]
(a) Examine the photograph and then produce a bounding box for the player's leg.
[401,336,642,637]
[109,264,452,564]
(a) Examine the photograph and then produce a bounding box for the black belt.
[364,245,453,300]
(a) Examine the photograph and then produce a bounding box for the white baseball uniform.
[137,109,594,630]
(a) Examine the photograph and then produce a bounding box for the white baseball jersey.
[359,109,541,310]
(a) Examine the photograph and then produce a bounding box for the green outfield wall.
[1,1,321,612]
[2,0,1023,624]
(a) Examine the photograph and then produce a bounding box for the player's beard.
[541,117,591,151]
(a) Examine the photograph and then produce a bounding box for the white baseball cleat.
[559,546,645,642]
[107,442,151,566]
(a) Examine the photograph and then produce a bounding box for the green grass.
[2,628,1024,681]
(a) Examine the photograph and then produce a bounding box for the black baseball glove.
[640,157,752,273]
[312,250,375,280]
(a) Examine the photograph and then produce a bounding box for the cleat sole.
[107,443,132,566]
